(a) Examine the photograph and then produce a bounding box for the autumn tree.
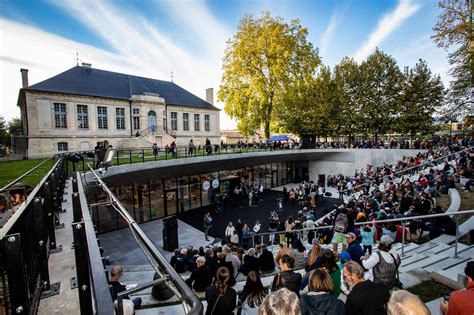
[432,0,473,117]
[218,12,320,138]
[396,59,445,140]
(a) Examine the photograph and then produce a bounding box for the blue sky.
[0,0,450,127]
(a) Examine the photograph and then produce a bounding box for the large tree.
[218,12,320,138]
[396,59,445,140]
[358,49,403,139]
[0,116,8,145]
[333,57,362,144]
[432,0,473,116]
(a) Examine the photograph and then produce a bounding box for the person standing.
[188,139,195,156]
[203,212,212,241]
[152,143,158,158]
[225,222,235,244]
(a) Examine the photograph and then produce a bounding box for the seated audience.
[238,271,269,314]
[109,265,142,310]
[292,239,306,270]
[185,256,211,292]
[259,244,276,274]
[343,261,390,315]
[242,248,260,276]
[346,232,364,267]
[300,269,345,315]
[259,288,301,315]
[205,267,237,315]
[271,254,302,297]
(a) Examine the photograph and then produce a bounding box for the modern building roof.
[24,66,218,110]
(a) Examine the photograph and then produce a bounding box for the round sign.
[202,181,210,191]
[212,179,219,189]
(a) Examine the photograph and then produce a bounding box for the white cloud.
[353,0,421,63]
[0,0,238,128]
[319,6,348,60]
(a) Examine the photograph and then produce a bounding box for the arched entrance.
[148,111,157,133]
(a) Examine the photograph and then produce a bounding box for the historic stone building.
[17,64,220,158]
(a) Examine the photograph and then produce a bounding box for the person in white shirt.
[253,220,261,244]
[225,222,236,244]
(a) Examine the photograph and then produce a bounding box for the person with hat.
[346,232,364,267]
[361,235,401,290]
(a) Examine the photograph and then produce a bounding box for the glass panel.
[201,174,212,207]
[189,175,201,209]
[265,164,272,188]
[150,180,164,219]
[165,178,177,190]
[166,190,177,215]
[134,183,150,223]
[178,176,190,212]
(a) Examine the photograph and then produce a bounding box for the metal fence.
[0,156,66,314]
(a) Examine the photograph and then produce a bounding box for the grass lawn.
[0,158,53,188]
[407,280,453,302]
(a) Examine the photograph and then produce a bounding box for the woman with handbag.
[205,267,237,315]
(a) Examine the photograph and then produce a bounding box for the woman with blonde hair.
[300,269,345,315]
[259,288,301,315]
[387,290,429,315]
[305,241,322,272]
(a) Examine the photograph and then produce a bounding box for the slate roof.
[24,66,218,110]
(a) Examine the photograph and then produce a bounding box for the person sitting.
[425,206,456,239]
[440,261,474,315]
[215,252,236,287]
[271,255,302,297]
[292,239,306,270]
[300,269,345,315]
[205,267,237,315]
[259,288,301,315]
[388,290,430,315]
[305,241,323,272]
[223,245,241,279]
[185,256,211,292]
[258,244,276,274]
[318,249,341,298]
[343,261,390,315]
[238,271,269,314]
[241,248,259,276]
[275,241,292,265]
[109,265,142,310]
[346,232,364,267]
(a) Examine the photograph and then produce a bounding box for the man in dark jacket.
[346,232,365,267]
[343,261,390,315]
[242,248,260,275]
[271,255,302,297]
[185,256,211,292]
[258,244,275,274]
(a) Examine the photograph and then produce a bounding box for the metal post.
[129,150,132,164]
[401,221,406,257]
[3,233,29,314]
[454,216,459,258]
[72,222,93,315]
[142,149,145,163]
[116,150,120,166]
[43,181,57,250]
[72,193,82,223]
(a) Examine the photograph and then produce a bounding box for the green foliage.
[0,116,8,145]
[218,12,320,138]
[432,0,473,117]
[395,59,445,138]
[358,49,403,138]
[7,117,22,135]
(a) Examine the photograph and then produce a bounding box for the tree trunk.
[264,121,270,139]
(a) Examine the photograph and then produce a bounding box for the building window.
[97,106,108,129]
[116,108,125,130]
[171,112,178,131]
[194,114,200,131]
[205,114,210,131]
[183,113,189,131]
[133,108,140,130]
[54,103,67,129]
[77,105,89,129]
[57,142,68,152]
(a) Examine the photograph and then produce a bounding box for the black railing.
[71,173,115,314]
[86,165,203,315]
[0,156,67,314]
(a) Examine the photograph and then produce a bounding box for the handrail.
[75,172,115,314]
[87,164,203,315]
[0,156,62,239]
[338,146,471,195]
[0,155,57,193]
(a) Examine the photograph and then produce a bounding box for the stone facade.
[19,90,220,158]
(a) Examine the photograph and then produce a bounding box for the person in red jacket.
[440,261,474,315]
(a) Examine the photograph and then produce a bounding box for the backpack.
[334,212,348,233]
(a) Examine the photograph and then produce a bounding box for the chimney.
[206,88,214,105]
[81,62,92,68]
[20,68,29,88]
